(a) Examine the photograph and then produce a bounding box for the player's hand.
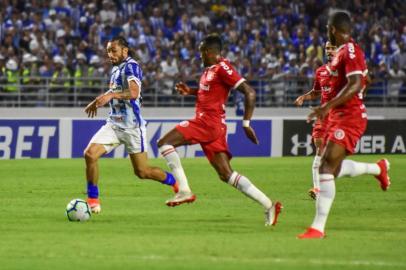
[294,95,305,106]
[85,100,97,118]
[175,82,191,95]
[307,106,328,123]
[95,93,113,108]
[243,126,259,145]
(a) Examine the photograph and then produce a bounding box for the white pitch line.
[99,254,406,268]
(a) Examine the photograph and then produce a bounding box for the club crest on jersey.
[321,86,331,92]
[199,83,210,91]
[179,120,189,127]
[334,129,345,140]
[206,71,215,81]
[111,84,123,92]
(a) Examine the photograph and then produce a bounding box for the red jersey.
[196,58,245,122]
[313,64,332,105]
[328,39,368,117]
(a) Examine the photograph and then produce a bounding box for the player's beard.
[111,50,126,65]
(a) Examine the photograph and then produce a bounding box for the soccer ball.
[66,199,91,222]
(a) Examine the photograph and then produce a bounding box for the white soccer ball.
[66,199,91,222]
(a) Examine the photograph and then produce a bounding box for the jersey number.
[220,62,233,75]
[348,43,356,59]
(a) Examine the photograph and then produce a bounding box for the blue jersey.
[107,57,146,129]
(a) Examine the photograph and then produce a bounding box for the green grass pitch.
[0,155,405,270]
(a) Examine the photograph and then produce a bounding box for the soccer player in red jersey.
[295,42,387,201]
[298,11,391,239]
[295,41,336,199]
[157,34,282,226]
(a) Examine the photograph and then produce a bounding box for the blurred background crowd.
[0,0,405,107]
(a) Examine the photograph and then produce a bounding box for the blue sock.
[162,172,176,186]
[87,182,99,199]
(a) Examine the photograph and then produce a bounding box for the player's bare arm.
[175,82,197,96]
[236,81,259,145]
[363,73,372,97]
[85,89,115,118]
[85,90,110,118]
[307,74,361,122]
[96,81,140,107]
[294,89,321,106]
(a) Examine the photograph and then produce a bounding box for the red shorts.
[324,112,367,154]
[175,116,231,161]
[312,118,328,140]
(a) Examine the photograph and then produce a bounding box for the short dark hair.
[329,10,351,33]
[202,34,223,52]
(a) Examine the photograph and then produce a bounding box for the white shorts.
[89,122,147,154]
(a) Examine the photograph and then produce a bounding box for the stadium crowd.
[0,0,405,105]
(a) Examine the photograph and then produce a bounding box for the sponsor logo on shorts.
[334,129,345,140]
[179,121,189,127]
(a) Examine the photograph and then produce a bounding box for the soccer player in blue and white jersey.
[84,37,178,213]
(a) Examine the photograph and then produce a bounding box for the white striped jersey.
[107,56,146,129]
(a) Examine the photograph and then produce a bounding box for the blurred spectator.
[50,55,70,106]
[269,62,286,106]
[136,37,151,64]
[388,61,406,105]
[99,0,117,25]
[191,6,211,29]
[88,55,103,90]
[3,58,19,106]
[158,54,179,104]
[0,54,6,92]
[73,53,88,92]
[149,7,164,33]
[392,41,406,70]
[306,36,323,63]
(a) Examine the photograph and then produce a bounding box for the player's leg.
[83,143,106,213]
[157,128,195,206]
[298,141,346,239]
[309,137,324,199]
[129,152,178,193]
[210,152,282,226]
[336,159,390,190]
[84,123,120,213]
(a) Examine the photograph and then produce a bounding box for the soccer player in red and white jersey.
[298,11,391,239]
[295,41,336,199]
[157,34,282,226]
[295,42,388,201]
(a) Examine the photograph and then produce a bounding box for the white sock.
[228,171,272,209]
[312,155,321,190]
[337,159,381,178]
[311,174,335,233]
[159,145,191,193]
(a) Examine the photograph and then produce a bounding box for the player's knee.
[84,148,98,162]
[157,139,165,148]
[320,158,335,174]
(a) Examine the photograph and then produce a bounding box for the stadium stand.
[0,0,405,107]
